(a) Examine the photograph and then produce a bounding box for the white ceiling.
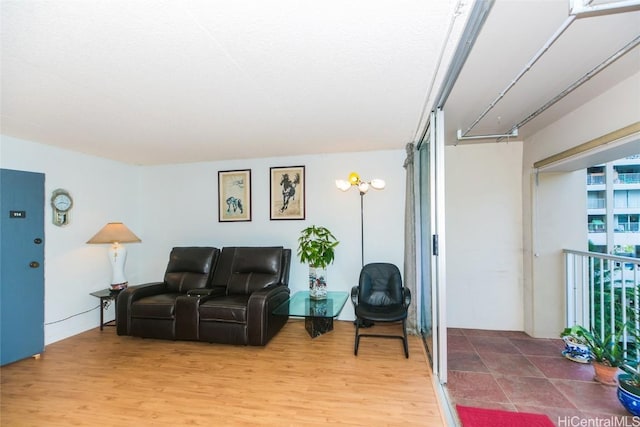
[1,1,639,166]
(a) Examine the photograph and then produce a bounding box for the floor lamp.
[336,172,385,267]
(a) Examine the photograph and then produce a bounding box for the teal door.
[0,169,45,366]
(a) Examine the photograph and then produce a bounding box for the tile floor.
[444,328,637,426]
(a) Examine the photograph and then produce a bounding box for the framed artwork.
[270,165,305,220]
[218,169,251,222]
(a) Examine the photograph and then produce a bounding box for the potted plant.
[570,324,627,386]
[560,326,591,364]
[618,360,640,415]
[617,324,640,415]
[297,225,339,300]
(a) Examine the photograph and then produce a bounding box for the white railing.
[564,249,640,358]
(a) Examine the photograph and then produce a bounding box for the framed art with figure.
[270,166,305,220]
[218,169,251,222]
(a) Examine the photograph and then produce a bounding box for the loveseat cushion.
[164,247,218,293]
[199,295,250,323]
[130,293,180,319]
[224,247,283,295]
[227,272,280,295]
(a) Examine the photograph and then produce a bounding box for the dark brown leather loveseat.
[116,246,291,346]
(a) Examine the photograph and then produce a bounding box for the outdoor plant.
[297,225,339,269]
[569,324,628,367]
[620,361,640,386]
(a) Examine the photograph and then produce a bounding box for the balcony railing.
[564,250,639,359]
[588,199,606,209]
[615,173,640,184]
[588,175,605,185]
[615,223,640,232]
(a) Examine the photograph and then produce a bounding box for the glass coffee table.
[273,291,348,338]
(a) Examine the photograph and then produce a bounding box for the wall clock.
[51,189,73,226]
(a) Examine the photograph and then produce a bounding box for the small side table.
[273,291,348,338]
[90,289,121,330]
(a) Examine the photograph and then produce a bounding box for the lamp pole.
[335,172,385,269]
[360,190,364,268]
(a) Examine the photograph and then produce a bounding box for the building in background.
[588,155,640,257]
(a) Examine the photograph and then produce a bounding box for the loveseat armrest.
[116,282,165,335]
[246,285,290,345]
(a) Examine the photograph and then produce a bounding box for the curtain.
[403,142,418,334]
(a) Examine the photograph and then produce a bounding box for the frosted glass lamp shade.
[370,179,386,190]
[335,179,351,191]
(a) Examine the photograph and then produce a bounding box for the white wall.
[445,141,524,331]
[136,150,406,322]
[1,135,140,344]
[1,135,406,342]
[522,71,640,338]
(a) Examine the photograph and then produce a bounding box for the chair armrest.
[403,287,412,308]
[351,286,359,306]
[116,282,165,335]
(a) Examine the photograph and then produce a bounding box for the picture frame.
[218,169,251,222]
[270,166,305,220]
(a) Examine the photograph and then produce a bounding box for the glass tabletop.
[273,291,349,318]
[90,289,122,298]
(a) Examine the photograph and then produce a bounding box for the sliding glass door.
[417,110,447,383]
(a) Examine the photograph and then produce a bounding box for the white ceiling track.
[457,15,576,140]
[511,34,640,135]
[457,0,640,143]
[570,0,640,17]
[456,127,518,141]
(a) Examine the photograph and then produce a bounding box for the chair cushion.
[131,293,180,319]
[359,263,403,305]
[355,303,408,322]
[199,295,250,323]
[164,247,218,293]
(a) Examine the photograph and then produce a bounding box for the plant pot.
[561,336,591,363]
[617,374,640,415]
[309,266,327,300]
[593,361,619,386]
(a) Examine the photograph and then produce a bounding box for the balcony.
[588,175,606,185]
[445,328,632,422]
[588,198,606,209]
[615,173,640,185]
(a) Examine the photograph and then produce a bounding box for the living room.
[2,0,640,425]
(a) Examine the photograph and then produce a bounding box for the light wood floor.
[1,320,446,427]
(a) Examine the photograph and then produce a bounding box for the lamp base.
[110,282,128,291]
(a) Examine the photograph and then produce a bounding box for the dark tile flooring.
[445,328,637,426]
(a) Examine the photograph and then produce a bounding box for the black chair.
[351,263,411,358]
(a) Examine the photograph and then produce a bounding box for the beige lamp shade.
[87,222,141,244]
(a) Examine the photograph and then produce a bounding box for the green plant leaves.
[297,225,339,269]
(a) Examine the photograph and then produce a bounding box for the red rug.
[456,405,555,427]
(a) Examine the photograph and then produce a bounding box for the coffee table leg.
[305,316,334,338]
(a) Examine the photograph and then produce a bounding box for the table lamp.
[87,222,141,291]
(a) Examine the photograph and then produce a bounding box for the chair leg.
[402,319,409,358]
[354,318,360,356]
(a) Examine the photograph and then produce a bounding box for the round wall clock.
[51,189,73,226]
